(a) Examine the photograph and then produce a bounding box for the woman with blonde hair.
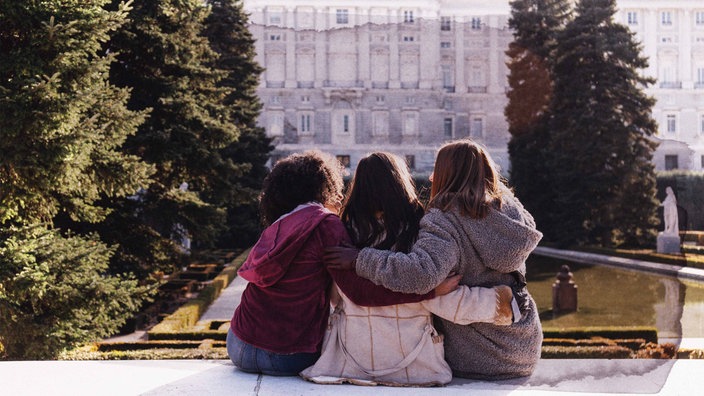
[326,140,543,379]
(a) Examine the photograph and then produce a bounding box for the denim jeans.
[226,328,319,376]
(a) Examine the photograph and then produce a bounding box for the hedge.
[657,171,704,231]
[542,327,658,344]
[147,249,249,337]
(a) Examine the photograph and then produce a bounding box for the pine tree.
[104,0,239,274]
[505,0,572,239]
[547,0,659,247]
[0,0,152,225]
[204,0,272,248]
[0,0,151,359]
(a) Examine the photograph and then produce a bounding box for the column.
[454,16,466,93]
[314,7,328,88]
[284,7,296,88]
[680,9,692,89]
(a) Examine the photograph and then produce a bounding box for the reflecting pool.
[526,255,704,340]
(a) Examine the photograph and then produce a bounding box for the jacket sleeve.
[421,285,512,326]
[354,211,460,294]
[317,215,435,307]
[329,269,434,307]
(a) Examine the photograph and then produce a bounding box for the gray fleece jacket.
[355,187,543,379]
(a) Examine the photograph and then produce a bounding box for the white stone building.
[616,1,704,171]
[242,0,704,173]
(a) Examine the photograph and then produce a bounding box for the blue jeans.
[226,328,319,376]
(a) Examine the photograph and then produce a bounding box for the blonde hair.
[428,139,502,218]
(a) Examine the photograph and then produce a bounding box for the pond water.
[526,255,704,340]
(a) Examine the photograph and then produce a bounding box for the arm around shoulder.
[355,211,460,294]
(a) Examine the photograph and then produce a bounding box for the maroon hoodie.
[231,204,433,354]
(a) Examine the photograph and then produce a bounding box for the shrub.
[0,225,149,360]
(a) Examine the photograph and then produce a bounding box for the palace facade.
[242,0,704,173]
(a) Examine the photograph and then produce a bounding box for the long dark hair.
[429,139,502,218]
[259,150,344,226]
[341,152,424,253]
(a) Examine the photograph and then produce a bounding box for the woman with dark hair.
[300,152,517,386]
[326,141,543,380]
[228,150,457,376]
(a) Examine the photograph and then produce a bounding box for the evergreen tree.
[0,225,147,359]
[104,0,239,274]
[505,0,571,238]
[0,0,151,358]
[0,0,152,225]
[204,0,272,248]
[547,0,659,247]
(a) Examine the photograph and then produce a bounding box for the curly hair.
[341,152,424,253]
[259,150,344,226]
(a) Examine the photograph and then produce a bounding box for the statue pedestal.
[657,232,681,254]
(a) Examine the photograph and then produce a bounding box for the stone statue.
[661,186,678,235]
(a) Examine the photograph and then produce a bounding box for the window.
[441,17,451,31]
[443,118,453,138]
[270,96,281,104]
[336,9,349,24]
[627,11,638,25]
[343,115,350,133]
[375,95,385,104]
[696,11,704,26]
[665,155,679,170]
[403,112,418,135]
[701,155,704,169]
[471,17,481,30]
[440,41,451,48]
[697,67,704,85]
[269,34,281,41]
[700,114,704,134]
[666,114,677,133]
[661,11,672,26]
[299,113,312,133]
[442,66,453,90]
[336,155,351,168]
[372,111,388,136]
[268,112,284,136]
[269,12,282,25]
[301,95,310,103]
[405,96,415,105]
[405,155,416,170]
[471,117,484,137]
[403,10,414,24]
[403,36,415,42]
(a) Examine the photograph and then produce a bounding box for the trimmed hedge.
[541,345,634,359]
[542,327,658,344]
[147,249,248,337]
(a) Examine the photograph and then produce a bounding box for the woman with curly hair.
[228,150,452,376]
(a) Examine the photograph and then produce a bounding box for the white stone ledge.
[533,246,704,282]
[1,359,702,395]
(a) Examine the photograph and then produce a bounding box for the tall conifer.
[505,0,571,238]
[104,0,238,274]
[548,0,659,246]
[0,0,151,359]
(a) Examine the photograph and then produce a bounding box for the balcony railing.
[659,81,682,89]
[401,82,419,89]
[694,82,704,89]
[322,80,364,88]
[372,81,389,89]
[266,81,285,88]
[297,81,314,88]
[468,86,487,93]
[443,86,455,93]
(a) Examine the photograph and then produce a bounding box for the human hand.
[324,246,359,271]
[434,273,462,296]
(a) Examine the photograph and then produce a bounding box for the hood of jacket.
[448,188,543,272]
[238,204,334,287]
